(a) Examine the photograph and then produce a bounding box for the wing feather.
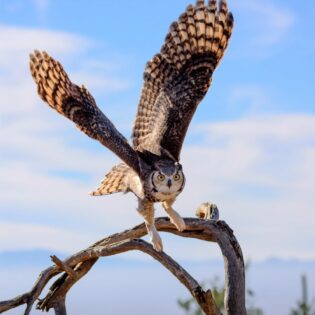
[30,51,141,174]
[132,0,233,161]
[91,163,144,199]
[91,163,131,196]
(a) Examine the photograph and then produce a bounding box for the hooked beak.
[167,179,172,188]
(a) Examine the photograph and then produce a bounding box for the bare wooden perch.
[0,217,246,315]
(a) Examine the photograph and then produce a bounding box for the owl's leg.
[162,199,186,232]
[137,199,163,252]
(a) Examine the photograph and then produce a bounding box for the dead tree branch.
[0,218,246,315]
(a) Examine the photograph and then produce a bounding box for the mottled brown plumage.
[132,0,233,160]
[29,0,234,252]
[29,50,141,175]
[91,164,131,196]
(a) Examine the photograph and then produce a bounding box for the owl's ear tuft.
[175,162,183,170]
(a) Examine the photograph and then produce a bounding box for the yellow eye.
[157,174,165,181]
[174,174,181,181]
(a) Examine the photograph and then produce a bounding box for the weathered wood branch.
[0,217,246,315]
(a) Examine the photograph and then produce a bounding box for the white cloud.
[232,0,295,57]
[3,0,49,20]
[0,24,139,248]
[71,72,130,92]
[227,84,272,113]
[239,0,294,44]
[2,112,315,260]
[0,221,91,252]
[0,25,89,120]
[0,25,89,66]
[178,114,315,260]
[32,0,49,12]
[199,114,315,145]
[0,25,129,118]
[32,0,49,22]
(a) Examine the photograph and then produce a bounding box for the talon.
[170,215,186,232]
[153,240,163,252]
[150,229,163,252]
[175,218,186,232]
[178,219,186,232]
[162,201,186,232]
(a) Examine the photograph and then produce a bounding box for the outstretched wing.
[132,0,233,161]
[30,51,140,175]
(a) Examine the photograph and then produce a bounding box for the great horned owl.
[29,0,233,251]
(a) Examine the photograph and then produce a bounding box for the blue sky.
[1,0,315,262]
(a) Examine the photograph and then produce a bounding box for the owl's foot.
[149,228,163,252]
[169,211,186,232]
[162,201,186,232]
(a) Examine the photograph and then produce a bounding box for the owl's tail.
[90,163,131,196]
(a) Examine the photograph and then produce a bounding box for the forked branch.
[0,218,246,315]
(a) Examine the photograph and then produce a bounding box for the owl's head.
[149,162,185,198]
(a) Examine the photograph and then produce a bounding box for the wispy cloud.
[0,221,91,252]
[32,0,49,22]
[2,113,315,260]
[71,72,131,92]
[240,0,294,44]
[233,0,295,57]
[0,25,90,122]
[0,25,138,244]
[227,84,272,113]
[2,0,49,19]
[180,114,315,260]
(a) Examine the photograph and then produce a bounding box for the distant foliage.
[178,277,224,315]
[290,275,315,315]
[177,263,264,315]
